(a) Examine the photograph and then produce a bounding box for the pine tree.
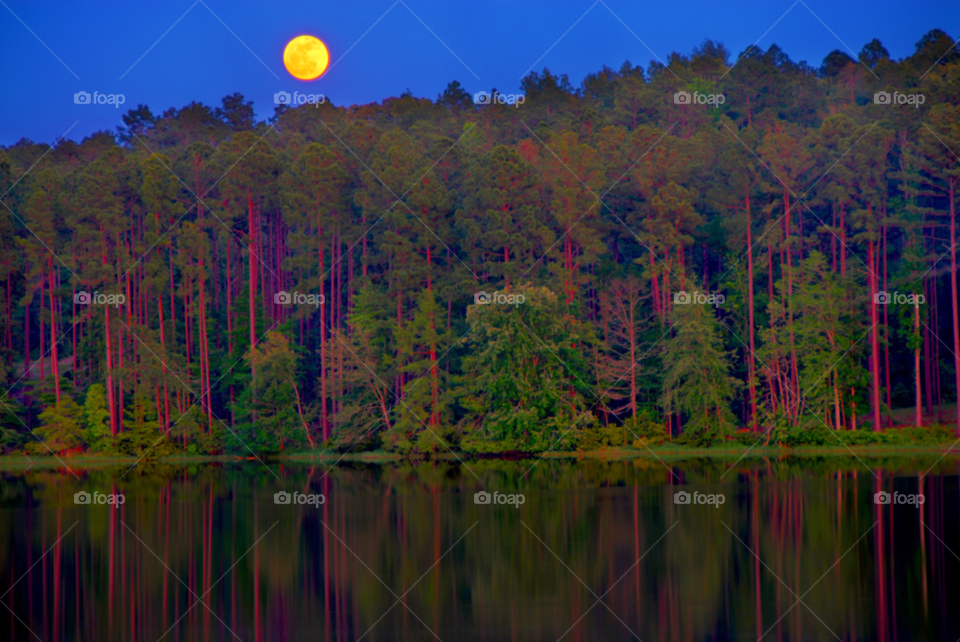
[661,291,738,436]
[916,105,960,436]
[459,285,598,452]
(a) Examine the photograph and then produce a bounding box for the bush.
[107,422,178,458]
[896,425,955,444]
[781,425,833,447]
[732,430,761,446]
[749,423,956,448]
[623,415,668,448]
[29,396,85,454]
[577,423,629,450]
[379,427,415,454]
[675,428,726,448]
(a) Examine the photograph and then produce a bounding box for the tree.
[83,383,111,451]
[340,284,397,447]
[526,131,606,303]
[916,105,960,435]
[2,31,960,460]
[462,145,544,287]
[598,276,647,420]
[858,39,890,69]
[71,154,127,437]
[459,285,598,451]
[392,290,454,452]
[661,291,739,436]
[847,125,893,432]
[216,131,281,388]
[238,333,313,452]
[280,142,348,439]
[32,395,84,453]
[20,166,64,406]
[714,123,765,430]
[788,252,867,429]
[141,152,181,434]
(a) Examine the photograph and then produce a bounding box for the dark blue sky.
[1,0,956,145]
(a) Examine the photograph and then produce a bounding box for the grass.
[4,419,960,470]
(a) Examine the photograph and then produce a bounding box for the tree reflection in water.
[0,457,957,641]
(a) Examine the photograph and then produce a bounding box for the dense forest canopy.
[2,29,960,457]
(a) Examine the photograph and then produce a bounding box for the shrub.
[578,423,629,450]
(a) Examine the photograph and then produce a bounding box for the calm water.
[1,456,958,641]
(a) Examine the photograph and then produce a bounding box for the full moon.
[283,35,329,80]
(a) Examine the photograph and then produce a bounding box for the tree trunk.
[319,224,328,440]
[629,297,637,420]
[924,275,933,416]
[869,241,882,432]
[882,222,892,425]
[950,181,960,436]
[248,195,258,385]
[48,264,60,406]
[199,256,212,431]
[746,193,758,431]
[915,302,922,428]
[105,305,117,437]
[159,296,170,433]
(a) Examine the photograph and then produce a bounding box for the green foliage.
[577,422,629,450]
[108,420,177,458]
[661,291,739,435]
[5,32,960,460]
[0,392,26,453]
[83,384,111,451]
[625,412,668,447]
[785,251,868,423]
[391,290,455,450]
[235,333,312,454]
[458,285,600,452]
[30,396,84,454]
[732,423,957,448]
[675,427,727,448]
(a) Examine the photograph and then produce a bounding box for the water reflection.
[1,457,958,641]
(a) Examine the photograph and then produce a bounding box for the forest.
[1,28,959,458]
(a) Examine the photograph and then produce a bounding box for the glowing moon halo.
[283,35,329,80]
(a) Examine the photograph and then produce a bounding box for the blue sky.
[1,0,956,145]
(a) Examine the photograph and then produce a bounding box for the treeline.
[1,29,959,456]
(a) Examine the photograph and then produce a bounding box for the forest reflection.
[1,457,957,641]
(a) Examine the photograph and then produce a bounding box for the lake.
[1,455,958,641]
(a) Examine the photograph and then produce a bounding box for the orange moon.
[283,35,329,80]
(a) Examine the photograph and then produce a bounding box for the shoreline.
[3,443,960,470]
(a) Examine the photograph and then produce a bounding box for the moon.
[284,35,329,80]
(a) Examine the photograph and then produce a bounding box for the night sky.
[1,0,956,145]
